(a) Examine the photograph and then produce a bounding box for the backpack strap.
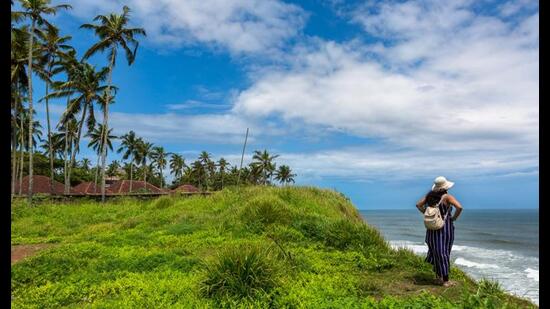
[428,193,446,207]
[437,194,453,220]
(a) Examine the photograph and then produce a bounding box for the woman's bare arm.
[416,196,426,213]
[445,194,463,221]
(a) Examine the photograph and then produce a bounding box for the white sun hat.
[431,176,454,191]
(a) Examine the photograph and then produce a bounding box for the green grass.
[11,186,537,308]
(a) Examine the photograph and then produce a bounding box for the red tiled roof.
[72,182,114,195]
[14,175,69,195]
[172,184,200,193]
[108,180,163,194]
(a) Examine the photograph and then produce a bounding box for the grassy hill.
[11,186,536,308]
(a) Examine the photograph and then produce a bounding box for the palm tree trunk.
[63,116,69,194]
[143,163,147,185]
[45,60,55,194]
[12,116,17,200]
[160,167,163,189]
[67,100,88,192]
[94,153,100,193]
[129,157,133,194]
[12,87,20,199]
[19,123,24,196]
[27,19,36,204]
[100,50,116,203]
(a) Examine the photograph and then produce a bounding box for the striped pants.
[425,216,455,279]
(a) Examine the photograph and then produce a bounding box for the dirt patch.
[11,244,56,264]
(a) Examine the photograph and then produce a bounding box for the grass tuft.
[153,196,175,209]
[200,244,281,300]
[240,195,291,231]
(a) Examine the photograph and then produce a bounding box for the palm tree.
[19,123,43,195]
[135,139,153,186]
[16,0,71,203]
[55,49,78,193]
[151,146,167,189]
[122,162,134,180]
[248,164,262,185]
[190,160,206,190]
[15,109,43,195]
[169,154,186,184]
[40,131,64,159]
[217,158,230,190]
[56,112,77,193]
[81,5,146,202]
[80,158,91,171]
[87,124,116,192]
[117,130,139,193]
[11,97,27,197]
[274,165,296,186]
[198,151,212,189]
[49,62,110,192]
[106,160,121,177]
[36,23,72,193]
[252,150,279,185]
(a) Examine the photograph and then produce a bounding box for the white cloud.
[166,100,231,111]
[65,0,307,55]
[109,112,250,144]
[40,0,538,183]
[233,1,538,160]
[215,144,538,182]
[498,0,538,17]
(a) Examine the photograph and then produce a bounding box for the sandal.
[442,280,456,287]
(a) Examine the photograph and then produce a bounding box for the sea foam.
[525,268,539,282]
[455,257,499,269]
[388,240,539,305]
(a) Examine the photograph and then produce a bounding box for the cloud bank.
[65,0,306,54]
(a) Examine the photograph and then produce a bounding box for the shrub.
[200,244,281,300]
[240,196,291,231]
[265,224,304,243]
[121,217,140,229]
[357,277,383,297]
[363,252,395,272]
[323,220,388,251]
[153,196,174,209]
[461,279,509,309]
[291,216,326,242]
[323,219,359,250]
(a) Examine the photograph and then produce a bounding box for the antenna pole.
[237,128,249,186]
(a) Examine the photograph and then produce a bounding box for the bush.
[461,279,510,309]
[240,196,291,231]
[291,215,326,242]
[153,196,174,209]
[323,220,388,251]
[200,244,281,300]
[357,277,383,297]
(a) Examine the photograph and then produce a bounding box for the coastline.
[360,209,539,305]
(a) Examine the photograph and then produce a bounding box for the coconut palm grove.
[11,2,296,203]
[10,1,538,308]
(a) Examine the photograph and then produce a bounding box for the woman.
[416,176,463,287]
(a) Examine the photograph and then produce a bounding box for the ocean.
[359,209,539,305]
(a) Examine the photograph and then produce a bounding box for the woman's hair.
[425,189,448,207]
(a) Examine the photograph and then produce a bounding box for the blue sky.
[19,0,538,209]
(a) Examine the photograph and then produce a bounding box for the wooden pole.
[237,128,249,186]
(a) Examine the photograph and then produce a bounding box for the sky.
[17,0,538,209]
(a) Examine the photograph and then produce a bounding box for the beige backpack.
[423,194,450,230]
